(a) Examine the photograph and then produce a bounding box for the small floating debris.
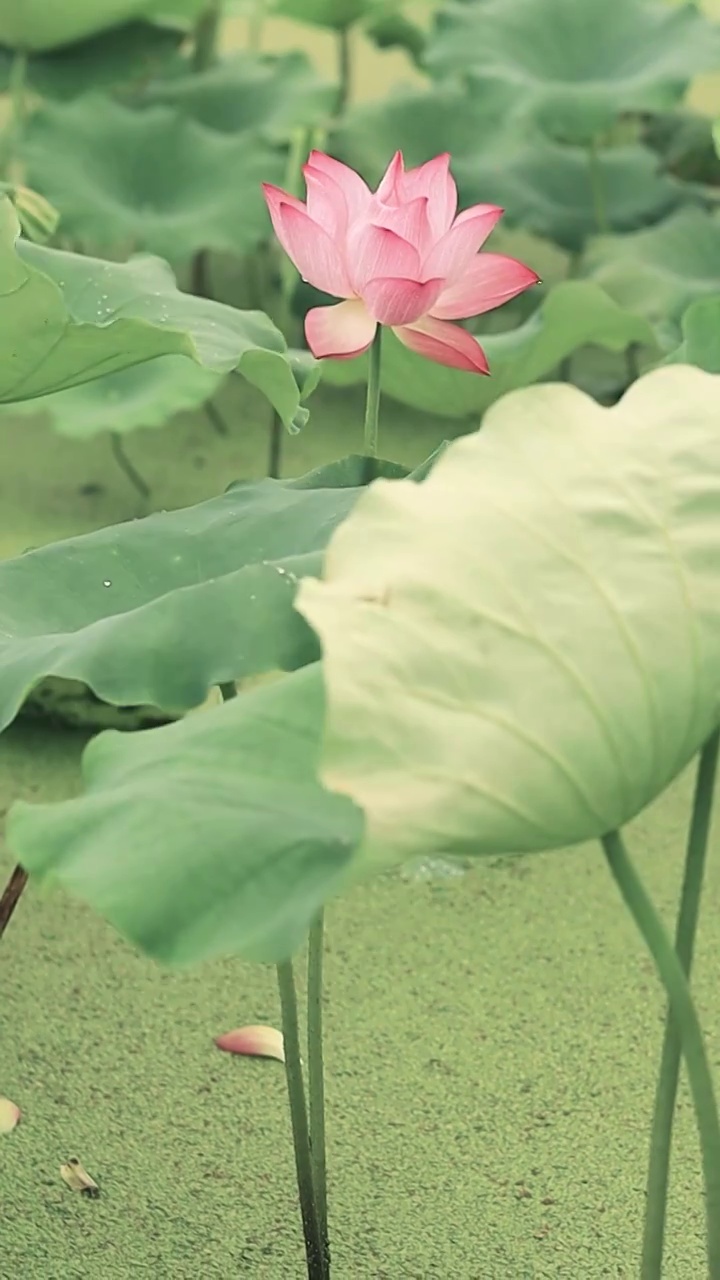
[400,857,469,883]
[0,1097,20,1134]
[60,1157,100,1198]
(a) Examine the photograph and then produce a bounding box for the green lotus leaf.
[363,6,425,64]
[333,81,519,176]
[662,296,720,372]
[0,21,186,99]
[461,140,682,253]
[637,108,720,186]
[137,51,335,142]
[584,207,720,326]
[333,86,680,251]
[321,282,655,417]
[1,356,223,437]
[424,0,720,143]
[0,456,409,733]
[274,0,368,30]
[298,366,720,871]
[23,95,282,262]
[8,665,363,966]
[0,0,205,51]
[0,198,312,428]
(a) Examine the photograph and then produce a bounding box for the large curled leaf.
[663,296,720,373]
[0,199,312,428]
[0,0,205,51]
[0,456,407,733]
[8,665,363,966]
[363,4,426,64]
[298,366,720,870]
[0,21,186,99]
[321,282,655,417]
[1,357,222,438]
[637,108,720,186]
[333,86,680,251]
[424,0,720,143]
[138,51,335,141]
[23,96,282,262]
[584,207,720,326]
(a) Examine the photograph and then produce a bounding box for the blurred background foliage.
[0,0,717,462]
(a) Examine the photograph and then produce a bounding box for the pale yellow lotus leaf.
[298,367,720,870]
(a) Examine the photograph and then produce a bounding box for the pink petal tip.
[215,1025,285,1063]
[0,1097,20,1134]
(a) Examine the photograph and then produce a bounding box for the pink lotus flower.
[262,150,539,373]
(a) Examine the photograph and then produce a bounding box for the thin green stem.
[0,865,28,942]
[247,0,265,51]
[192,1,222,72]
[363,327,383,459]
[641,730,720,1279]
[191,249,212,299]
[560,240,585,382]
[588,137,609,235]
[267,412,283,479]
[265,127,314,480]
[1,48,27,181]
[602,829,720,1279]
[279,129,311,317]
[190,4,222,296]
[109,433,151,501]
[204,398,229,436]
[336,26,352,116]
[566,248,582,279]
[307,911,329,1271]
[276,958,328,1280]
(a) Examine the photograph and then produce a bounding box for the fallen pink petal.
[0,1097,20,1134]
[215,1025,285,1063]
[262,150,539,371]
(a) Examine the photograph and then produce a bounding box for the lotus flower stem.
[641,729,720,1279]
[307,910,330,1270]
[276,957,329,1280]
[601,828,720,1279]
[0,864,28,943]
[363,327,383,459]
